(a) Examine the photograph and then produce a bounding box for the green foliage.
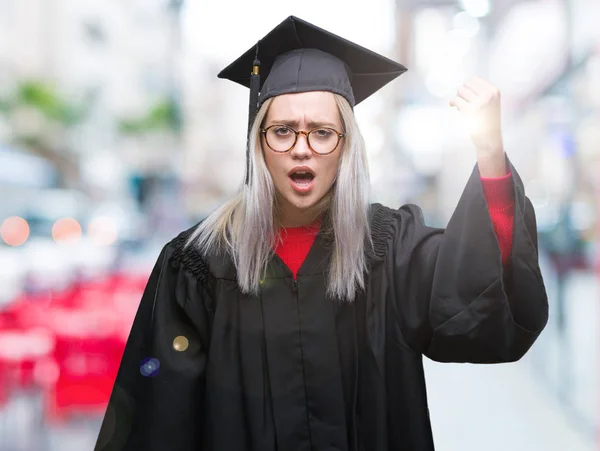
[0,80,88,126]
[18,81,86,125]
[119,97,180,134]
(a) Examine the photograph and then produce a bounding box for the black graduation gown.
[95,159,548,451]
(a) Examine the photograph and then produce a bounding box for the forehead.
[266,91,340,123]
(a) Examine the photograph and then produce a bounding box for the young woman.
[95,16,548,451]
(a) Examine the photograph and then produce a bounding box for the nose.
[290,132,312,159]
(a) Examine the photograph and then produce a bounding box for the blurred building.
[0,0,183,196]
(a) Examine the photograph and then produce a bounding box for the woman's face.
[262,91,344,226]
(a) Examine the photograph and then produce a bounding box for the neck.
[279,205,322,228]
[280,212,322,228]
[277,191,332,228]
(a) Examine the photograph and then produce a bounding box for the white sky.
[182,0,396,62]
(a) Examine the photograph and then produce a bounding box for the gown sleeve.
[382,156,548,363]
[95,232,212,451]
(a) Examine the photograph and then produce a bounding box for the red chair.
[43,308,126,423]
[0,270,147,424]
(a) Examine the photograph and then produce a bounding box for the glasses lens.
[308,128,339,154]
[266,126,296,152]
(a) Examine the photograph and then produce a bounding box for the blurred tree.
[17,82,85,125]
[118,97,180,135]
[0,80,91,187]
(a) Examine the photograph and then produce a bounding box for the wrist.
[477,149,506,178]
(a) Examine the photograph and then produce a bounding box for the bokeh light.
[88,216,119,246]
[0,216,30,246]
[52,218,83,243]
[460,0,490,18]
[139,357,161,377]
[33,357,60,387]
[452,11,480,38]
[173,335,189,352]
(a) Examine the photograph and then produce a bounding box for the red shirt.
[275,174,515,279]
[274,219,322,278]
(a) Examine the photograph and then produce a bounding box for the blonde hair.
[186,93,372,302]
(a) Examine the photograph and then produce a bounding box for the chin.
[282,189,322,211]
[288,194,319,210]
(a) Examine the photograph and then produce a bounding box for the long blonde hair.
[186,94,372,302]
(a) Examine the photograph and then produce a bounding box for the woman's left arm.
[428,77,548,362]
[481,172,515,267]
[387,78,548,363]
[453,77,517,268]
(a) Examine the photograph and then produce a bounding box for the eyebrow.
[267,119,340,129]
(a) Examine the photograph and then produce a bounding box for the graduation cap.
[218,15,407,185]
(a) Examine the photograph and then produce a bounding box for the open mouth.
[288,168,316,193]
[289,171,315,185]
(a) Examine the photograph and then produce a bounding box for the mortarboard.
[218,15,408,185]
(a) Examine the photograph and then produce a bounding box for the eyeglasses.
[260,125,346,155]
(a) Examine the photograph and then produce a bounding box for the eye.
[273,126,293,136]
[312,128,334,139]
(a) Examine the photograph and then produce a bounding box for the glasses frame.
[260,124,346,155]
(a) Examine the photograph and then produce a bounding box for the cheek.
[263,151,286,180]
[321,157,341,185]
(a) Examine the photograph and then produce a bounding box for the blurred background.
[0,0,598,449]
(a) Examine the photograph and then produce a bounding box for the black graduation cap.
[218,15,408,185]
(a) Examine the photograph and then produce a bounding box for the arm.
[481,172,515,267]
[95,237,211,451]
[451,76,517,271]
